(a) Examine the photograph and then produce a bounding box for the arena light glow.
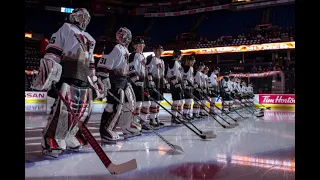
[25,33,32,38]
[217,154,295,172]
[93,41,295,58]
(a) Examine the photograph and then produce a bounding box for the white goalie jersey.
[97,44,129,77]
[32,22,96,90]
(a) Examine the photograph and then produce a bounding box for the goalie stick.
[151,88,215,136]
[142,91,217,139]
[53,85,137,175]
[107,91,184,154]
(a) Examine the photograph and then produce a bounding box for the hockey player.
[219,70,232,114]
[166,49,184,125]
[96,27,138,144]
[31,8,104,157]
[228,76,237,111]
[182,56,196,120]
[145,45,166,129]
[208,67,220,115]
[128,37,153,131]
[200,66,209,117]
[193,63,205,118]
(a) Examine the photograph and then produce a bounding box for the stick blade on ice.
[108,159,138,175]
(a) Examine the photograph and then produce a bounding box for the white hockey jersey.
[128,52,147,86]
[97,44,129,77]
[45,22,96,82]
[182,65,194,88]
[194,71,203,88]
[166,59,182,85]
[247,86,253,94]
[208,73,218,87]
[221,77,231,94]
[234,82,241,93]
[146,56,165,84]
[201,74,208,89]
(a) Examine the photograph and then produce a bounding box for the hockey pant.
[183,99,193,116]
[171,100,184,117]
[100,84,136,141]
[42,83,92,152]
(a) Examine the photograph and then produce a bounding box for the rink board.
[25,91,295,109]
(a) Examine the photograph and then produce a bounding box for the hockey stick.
[230,96,263,118]
[151,88,215,136]
[53,85,137,175]
[202,91,244,122]
[142,91,217,139]
[183,90,237,128]
[202,95,242,123]
[107,91,184,154]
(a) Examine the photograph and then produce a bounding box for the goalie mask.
[69,8,91,31]
[116,27,132,47]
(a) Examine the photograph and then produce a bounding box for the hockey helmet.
[69,8,91,31]
[132,37,145,47]
[196,62,205,69]
[116,27,132,46]
[224,70,231,76]
[153,45,164,50]
[173,49,182,58]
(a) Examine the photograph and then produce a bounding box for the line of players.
[30,8,259,157]
[96,35,259,145]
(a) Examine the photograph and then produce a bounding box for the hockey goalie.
[31,8,104,157]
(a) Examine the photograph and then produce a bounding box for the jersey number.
[100,58,107,64]
[49,37,56,44]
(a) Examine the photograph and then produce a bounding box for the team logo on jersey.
[74,34,94,52]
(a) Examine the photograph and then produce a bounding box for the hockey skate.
[171,117,182,126]
[123,129,141,140]
[193,113,201,119]
[41,137,64,158]
[200,112,208,117]
[42,149,63,158]
[155,118,165,128]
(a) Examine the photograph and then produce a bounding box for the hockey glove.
[31,58,62,91]
[88,76,105,100]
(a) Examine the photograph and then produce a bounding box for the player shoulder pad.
[128,52,136,63]
[168,60,175,69]
[103,42,119,55]
[146,55,153,65]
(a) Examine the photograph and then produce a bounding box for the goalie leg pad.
[65,85,92,149]
[99,89,124,141]
[42,83,90,151]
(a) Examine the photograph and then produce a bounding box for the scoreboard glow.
[61,7,74,13]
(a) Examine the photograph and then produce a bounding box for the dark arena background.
[25,0,295,179]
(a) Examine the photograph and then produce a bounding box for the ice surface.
[25,103,295,180]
